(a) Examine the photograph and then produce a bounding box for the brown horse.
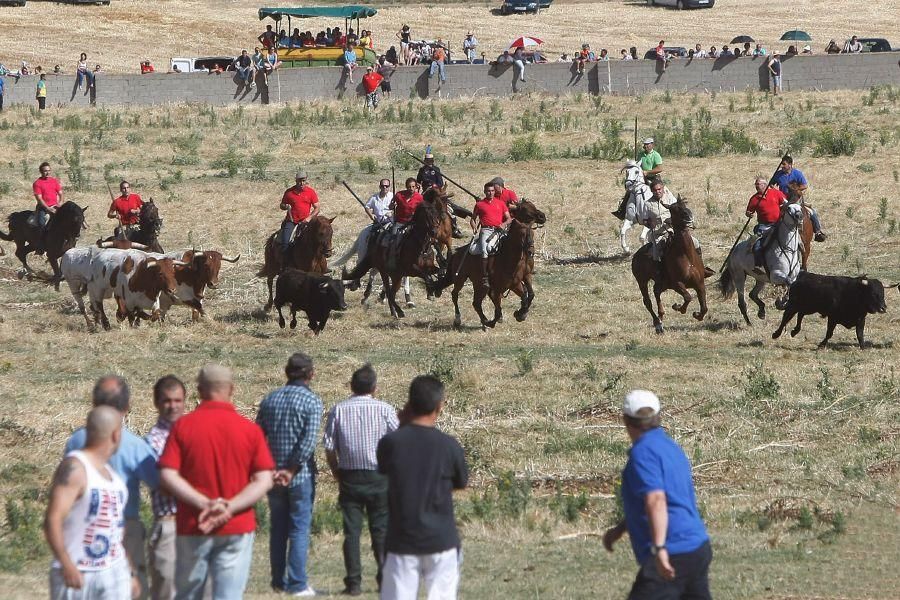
[259,215,335,311]
[631,197,713,334]
[798,202,813,270]
[342,191,445,318]
[434,199,546,330]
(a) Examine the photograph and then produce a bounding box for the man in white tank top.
[44,405,139,599]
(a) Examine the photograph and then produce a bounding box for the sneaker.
[291,587,317,597]
[814,231,827,242]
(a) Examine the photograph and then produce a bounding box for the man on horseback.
[472,182,512,290]
[645,181,673,261]
[365,178,394,228]
[771,155,827,242]
[32,162,65,254]
[491,177,519,207]
[639,138,663,182]
[107,180,143,240]
[280,171,319,252]
[415,151,444,190]
[746,177,787,274]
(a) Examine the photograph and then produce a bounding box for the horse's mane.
[51,202,85,235]
[139,201,162,234]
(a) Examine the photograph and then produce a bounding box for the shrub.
[212,147,242,178]
[0,499,46,572]
[515,348,534,376]
[742,360,780,403]
[417,349,456,384]
[311,501,343,535]
[814,125,865,157]
[358,156,378,174]
[64,137,90,192]
[508,134,543,161]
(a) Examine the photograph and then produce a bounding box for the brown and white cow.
[155,250,240,320]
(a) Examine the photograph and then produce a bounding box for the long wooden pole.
[341,181,375,223]
[401,148,480,200]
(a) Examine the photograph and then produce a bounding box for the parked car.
[170,57,236,74]
[0,0,27,6]
[499,0,552,15]
[646,0,714,9]
[643,46,689,60]
[854,38,896,52]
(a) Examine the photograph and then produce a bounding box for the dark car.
[0,0,27,5]
[646,0,714,8]
[855,38,895,52]
[500,0,552,15]
[643,46,689,60]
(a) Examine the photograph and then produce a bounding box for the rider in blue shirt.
[770,155,827,241]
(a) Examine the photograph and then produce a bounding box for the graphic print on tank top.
[80,487,126,567]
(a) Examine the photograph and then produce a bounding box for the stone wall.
[2,53,898,107]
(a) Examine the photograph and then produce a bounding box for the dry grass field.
[0,84,898,598]
[0,0,899,73]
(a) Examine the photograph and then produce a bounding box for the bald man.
[46,406,140,599]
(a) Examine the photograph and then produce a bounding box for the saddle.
[468,228,507,257]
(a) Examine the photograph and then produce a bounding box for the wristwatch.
[650,544,667,556]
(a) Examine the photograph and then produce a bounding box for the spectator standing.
[0,73,4,111]
[742,42,752,56]
[397,24,412,64]
[259,24,277,50]
[159,365,275,599]
[36,73,47,110]
[844,35,862,53]
[512,46,526,82]
[76,52,94,90]
[429,42,447,82]
[362,66,384,110]
[655,40,668,70]
[599,48,609,61]
[603,390,712,600]
[64,375,158,599]
[377,376,468,600]
[324,364,399,596]
[255,353,324,597]
[752,43,767,57]
[384,46,399,66]
[234,50,255,88]
[45,407,137,600]
[693,44,707,59]
[768,52,782,95]
[144,376,187,600]
[344,44,358,83]
[620,48,632,61]
[630,47,639,60]
[463,32,478,64]
[377,56,396,98]
[639,138,663,181]
[708,46,719,58]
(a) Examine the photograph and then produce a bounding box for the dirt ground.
[0,0,898,73]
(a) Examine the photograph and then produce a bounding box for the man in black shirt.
[416,152,445,190]
[377,376,468,599]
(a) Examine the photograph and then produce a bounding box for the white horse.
[719,202,804,325]
[331,224,413,306]
[618,161,676,253]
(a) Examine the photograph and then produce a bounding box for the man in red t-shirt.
[391,178,424,230]
[491,177,519,207]
[472,182,511,288]
[746,177,787,272]
[107,180,144,238]
[279,171,320,251]
[159,364,275,598]
[32,161,64,252]
[362,66,384,110]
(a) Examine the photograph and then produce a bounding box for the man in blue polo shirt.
[603,390,712,599]
[770,154,827,242]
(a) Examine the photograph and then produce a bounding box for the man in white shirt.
[365,178,394,227]
[463,32,478,64]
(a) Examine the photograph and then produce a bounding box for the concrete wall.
[3,53,899,107]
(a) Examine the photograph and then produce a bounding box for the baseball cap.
[295,171,308,180]
[424,152,434,159]
[642,137,655,145]
[622,390,660,418]
[490,176,504,186]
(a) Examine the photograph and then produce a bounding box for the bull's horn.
[146,259,158,267]
[222,254,241,263]
[193,250,205,257]
[98,240,114,248]
[130,242,148,250]
[172,260,189,266]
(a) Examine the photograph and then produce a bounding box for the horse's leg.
[361,269,375,306]
[48,256,62,289]
[264,274,275,312]
[748,279,767,320]
[488,287,503,327]
[290,305,298,329]
[15,243,33,276]
[619,219,633,253]
[638,276,663,334]
[472,282,492,330]
[386,274,404,319]
[692,280,708,321]
[403,277,414,308]
[276,303,286,328]
[733,269,752,326]
[670,281,692,315]
[652,281,666,322]
[451,277,464,329]
[513,279,533,322]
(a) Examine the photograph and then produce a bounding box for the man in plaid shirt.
[144,375,186,600]
[323,364,398,596]
[257,353,324,597]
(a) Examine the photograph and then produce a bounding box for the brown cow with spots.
[154,250,240,320]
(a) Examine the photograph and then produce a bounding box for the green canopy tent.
[258,6,378,42]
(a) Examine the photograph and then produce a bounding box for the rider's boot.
[481,258,491,291]
[612,192,629,220]
[814,230,827,242]
[405,292,415,308]
[451,214,465,239]
[752,248,766,275]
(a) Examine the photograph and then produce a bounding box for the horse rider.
[416,151,444,190]
[746,177,787,274]
[107,180,144,239]
[770,154,827,242]
[639,138,663,183]
[613,159,643,220]
[279,171,320,252]
[365,178,394,229]
[390,177,424,235]
[644,180,673,261]
[32,161,65,254]
[491,177,520,207]
[472,182,512,290]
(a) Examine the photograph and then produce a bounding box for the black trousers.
[628,541,712,600]
[338,469,389,590]
[37,96,46,110]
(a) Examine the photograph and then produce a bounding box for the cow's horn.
[98,240,114,248]
[193,250,205,257]
[222,254,241,263]
[172,260,189,266]
[319,281,330,289]
[147,259,158,267]
[130,242,148,250]
[861,278,869,286]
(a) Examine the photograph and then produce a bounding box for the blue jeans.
[280,220,298,250]
[76,70,94,88]
[238,66,253,84]
[752,223,772,265]
[174,533,255,600]
[429,60,446,81]
[268,476,315,592]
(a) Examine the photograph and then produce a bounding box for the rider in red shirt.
[31,161,64,252]
[107,180,144,238]
[746,177,787,273]
[491,177,519,207]
[472,182,512,289]
[280,172,320,251]
[391,178,424,227]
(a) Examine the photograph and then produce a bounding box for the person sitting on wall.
[786,45,798,55]
[801,44,813,55]
[140,60,154,74]
[825,40,841,54]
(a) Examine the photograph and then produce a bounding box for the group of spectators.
[259,23,377,51]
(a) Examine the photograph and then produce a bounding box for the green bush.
[64,137,90,192]
[0,499,46,572]
[311,501,343,536]
[212,147,242,178]
[814,125,865,156]
[508,134,543,161]
[358,156,378,174]
[742,360,780,402]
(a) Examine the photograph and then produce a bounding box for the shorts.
[773,75,782,87]
[380,80,391,93]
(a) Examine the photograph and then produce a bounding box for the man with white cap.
[639,138,663,182]
[603,390,712,599]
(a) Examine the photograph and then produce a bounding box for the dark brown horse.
[101,199,164,253]
[632,197,713,333]
[434,199,546,330]
[0,202,88,287]
[342,192,445,318]
[259,215,335,311]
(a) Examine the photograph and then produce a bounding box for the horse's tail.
[330,227,368,269]
[718,267,735,299]
[256,235,276,277]
[342,253,372,283]
[0,218,13,241]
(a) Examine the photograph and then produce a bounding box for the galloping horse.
[341,197,444,319]
[632,197,713,333]
[259,215,335,311]
[434,199,546,330]
[617,161,676,253]
[101,199,164,253]
[0,202,88,286]
[719,202,804,325]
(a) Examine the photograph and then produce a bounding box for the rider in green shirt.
[640,138,662,182]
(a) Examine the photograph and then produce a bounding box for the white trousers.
[380,549,460,600]
[50,561,130,600]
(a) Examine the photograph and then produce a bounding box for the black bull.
[274,268,348,335]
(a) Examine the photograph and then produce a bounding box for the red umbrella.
[508,36,544,49]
